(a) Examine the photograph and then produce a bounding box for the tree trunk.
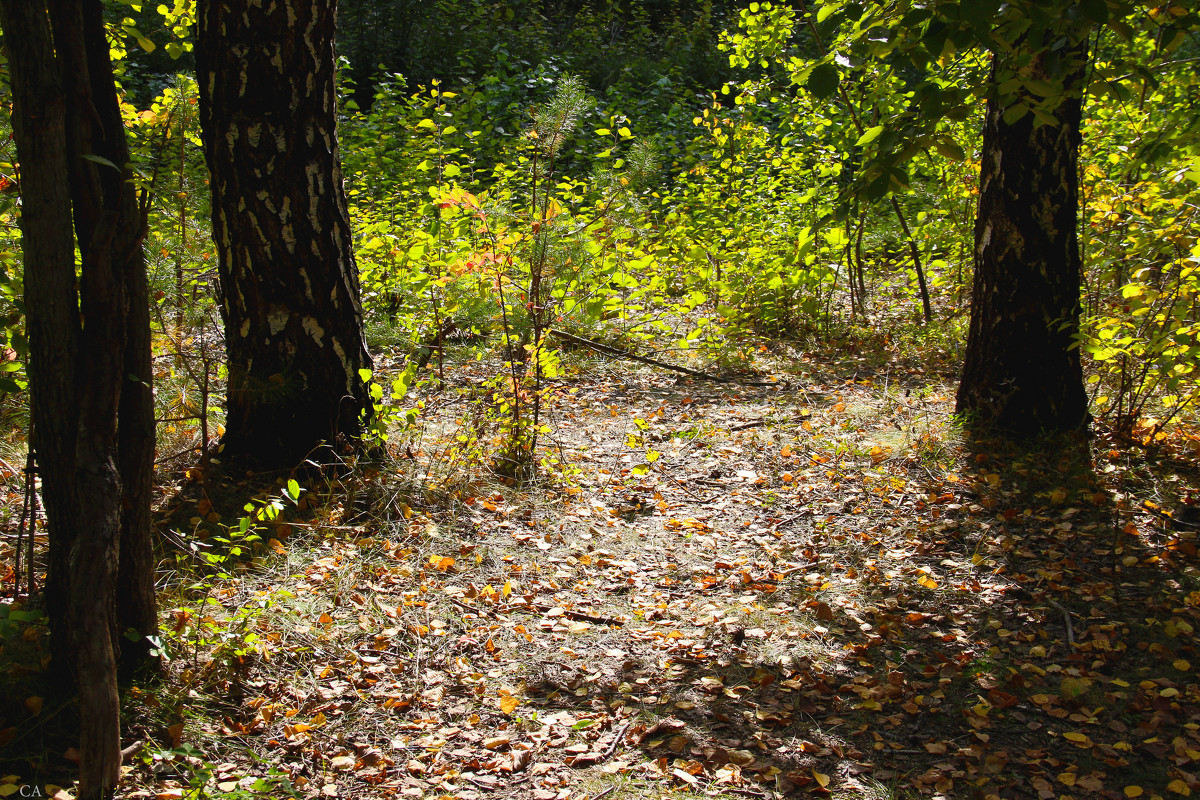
[197,0,373,469]
[74,0,159,678]
[956,45,1090,436]
[0,0,81,686]
[2,1,159,795]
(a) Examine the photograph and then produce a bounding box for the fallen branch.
[1045,599,1075,645]
[569,718,634,768]
[511,601,624,626]
[121,740,143,763]
[548,328,778,387]
[601,719,633,760]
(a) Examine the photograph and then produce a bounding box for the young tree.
[196,0,373,469]
[0,0,159,796]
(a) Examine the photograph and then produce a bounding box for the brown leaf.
[568,752,602,768]
[510,749,533,773]
[638,717,687,743]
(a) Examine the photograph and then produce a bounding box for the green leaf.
[933,138,965,161]
[855,125,884,147]
[1002,103,1029,125]
[81,153,121,171]
[816,4,838,23]
[1077,0,1109,24]
[806,63,840,99]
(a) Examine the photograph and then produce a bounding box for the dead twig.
[600,719,633,761]
[507,601,624,626]
[548,328,778,387]
[1045,599,1075,645]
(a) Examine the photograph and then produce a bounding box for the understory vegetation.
[1,1,1199,798]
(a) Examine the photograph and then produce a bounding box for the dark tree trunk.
[0,3,80,665]
[1,1,159,796]
[956,45,1091,436]
[75,0,159,678]
[197,0,373,469]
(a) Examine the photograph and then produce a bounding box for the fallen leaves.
[95,372,1200,800]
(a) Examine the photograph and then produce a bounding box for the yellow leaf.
[812,770,830,788]
[1059,772,1077,786]
[1124,786,1144,798]
[1174,659,1192,672]
[1063,731,1092,745]
[1167,779,1191,796]
[499,695,519,715]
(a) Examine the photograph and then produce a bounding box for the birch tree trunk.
[197,0,373,469]
[956,44,1091,436]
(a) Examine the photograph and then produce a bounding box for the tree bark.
[1,1,159,796]
[197,0,373,469]
[0,0,81,685]
[956,44,1090,436]
[75,0,159,678]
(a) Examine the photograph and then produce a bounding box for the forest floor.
[3,333,1200,800]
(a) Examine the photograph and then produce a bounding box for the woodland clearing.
[4,335,1194,800]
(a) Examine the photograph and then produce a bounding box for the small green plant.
[359,364,425,448]
[165,482,304,676]
[143,745,298,799]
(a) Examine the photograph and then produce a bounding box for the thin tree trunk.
[197,0,373,469]
[956,45,1091,435]
[890,197,933,323]
[72,0,159,677]
[0,0,85,688]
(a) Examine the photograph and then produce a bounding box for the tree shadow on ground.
[481,430,1200,799]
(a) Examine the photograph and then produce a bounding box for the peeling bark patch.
[267,306,289,336]
[302,316,325,347]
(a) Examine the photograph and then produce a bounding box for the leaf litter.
[6,349,1200,800]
